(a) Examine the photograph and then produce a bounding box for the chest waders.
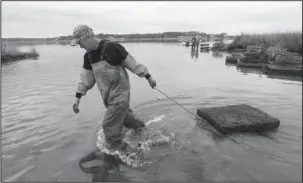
[79,40,145,181]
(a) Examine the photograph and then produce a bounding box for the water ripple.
[1,44,302,182]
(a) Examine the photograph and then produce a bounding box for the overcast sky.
[2,1,302,38]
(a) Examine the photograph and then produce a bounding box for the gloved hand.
[73,98,80,114]
[147,76,157,89]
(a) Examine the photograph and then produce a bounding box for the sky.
[2,1,302,38]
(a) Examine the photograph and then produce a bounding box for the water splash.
[145,115,165,126]
[96,124,175,168]
[96,129,148,168]
[154,89,162,100]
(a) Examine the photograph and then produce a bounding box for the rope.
[154,87,240,144]
[154,88,201,119]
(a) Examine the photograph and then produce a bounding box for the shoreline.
[2,37,230,46]
[1,52,39,64]
[2,38,182,46]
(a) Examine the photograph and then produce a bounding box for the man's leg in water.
[78,121,100,161]
[102,101,129,150]
[91,107,142,152]
[123,108,145,130]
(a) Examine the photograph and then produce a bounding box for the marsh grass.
[229,32,302,55]
[1,44,39,63]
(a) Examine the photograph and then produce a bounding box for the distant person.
[70,25,157,154]
[191,37,197,49]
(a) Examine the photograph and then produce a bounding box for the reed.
[1,44,39,63]
[229,32,302,55]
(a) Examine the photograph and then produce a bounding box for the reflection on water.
[2,43,302,182]
[236,66,264,77]
[212,51,224,58]
[264,74,302,82]
[190,46,199,61]
[226,62,302,82]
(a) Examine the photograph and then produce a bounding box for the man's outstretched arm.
[107,42,156,88]
[73,53,96,113]
[122,52,156,88]
[123,53,150,78]
[76,53,96,97]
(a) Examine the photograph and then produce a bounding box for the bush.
[1,45,39,63]
[228,32,302,55]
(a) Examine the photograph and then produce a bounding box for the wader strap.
[100,40,109,60]
[87,40,109,64]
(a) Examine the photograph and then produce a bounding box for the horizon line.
[2,29,302,39]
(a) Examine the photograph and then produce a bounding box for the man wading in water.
[71,25,157,154]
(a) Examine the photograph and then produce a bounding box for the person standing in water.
[71,25,157,153]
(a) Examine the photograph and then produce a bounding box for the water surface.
[2,43,302,181]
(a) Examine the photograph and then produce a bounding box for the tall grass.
[1,44,39,63]
[230,32,302,55]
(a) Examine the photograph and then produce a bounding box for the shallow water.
[1,43,302,181]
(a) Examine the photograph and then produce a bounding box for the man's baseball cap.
[70,25,94,46]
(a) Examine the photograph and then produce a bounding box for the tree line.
[2,32,231,42]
